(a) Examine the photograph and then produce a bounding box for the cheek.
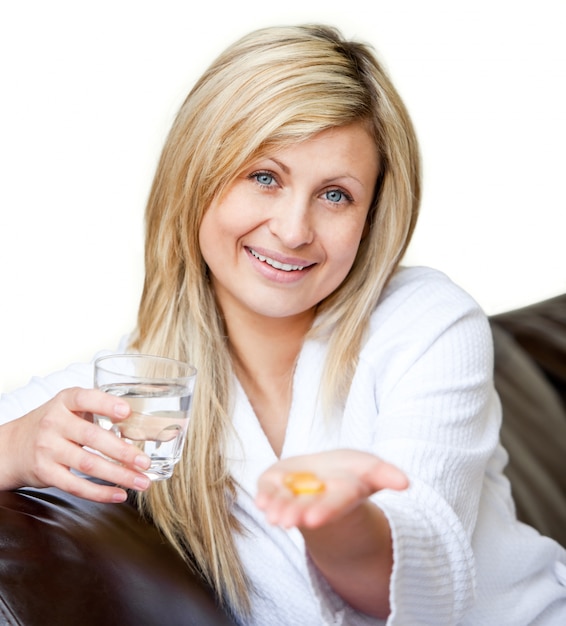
[198,210,234,273]
[327,221,367,266]
[199,201,233,247]
[199,191,258,247]
[197,213,215,266]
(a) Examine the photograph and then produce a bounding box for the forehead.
[256,122,380,161]
[258,123,380,177]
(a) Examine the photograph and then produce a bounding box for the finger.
[28,428,150,496]
[255,480,278,510]
[256,479,291,512]
[363,459,409,493]
[267,487,343,529]
[299,484,358,528]
[279,494,326,529]
[257,476,328,528]
[69,443,151,493]
[256,478,306,527]
[48,463,131,503]
[279,471,373,529]
[60,387,131,421]
[63,413,151,472]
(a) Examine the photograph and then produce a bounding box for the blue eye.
[252,172,275,186]
[324,189,351,204]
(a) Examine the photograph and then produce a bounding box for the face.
[198,122,379,325]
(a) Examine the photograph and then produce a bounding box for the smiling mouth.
[248,248,310,272]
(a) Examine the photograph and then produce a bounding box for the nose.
[268,197,314,249]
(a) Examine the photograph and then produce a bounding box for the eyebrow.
[268,157,290,174]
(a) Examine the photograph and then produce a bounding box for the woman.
[0,25,564,625]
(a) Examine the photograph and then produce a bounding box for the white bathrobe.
[2,266,565,625]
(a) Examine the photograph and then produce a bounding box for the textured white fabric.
[2,267,565,625]
[0,342,127,423]
[226,267,566,625]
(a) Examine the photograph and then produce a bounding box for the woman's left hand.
[255,449,408,529]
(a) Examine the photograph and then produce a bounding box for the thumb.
[366,460,409,492]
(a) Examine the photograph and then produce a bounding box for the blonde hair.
[131,24,420,618]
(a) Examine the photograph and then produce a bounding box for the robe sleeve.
[361,272,499,624]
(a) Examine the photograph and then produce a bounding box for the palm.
[255,449,407,529]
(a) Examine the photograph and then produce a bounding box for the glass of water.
[94,354,197,481]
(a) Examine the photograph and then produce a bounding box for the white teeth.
[249,248,304,271]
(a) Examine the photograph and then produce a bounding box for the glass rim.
[94,353,197,381]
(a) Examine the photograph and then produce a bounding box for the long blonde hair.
[131,24,420,617]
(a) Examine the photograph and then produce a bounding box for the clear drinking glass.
[94,354,197,480]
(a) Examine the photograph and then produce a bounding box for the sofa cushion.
[491,304,566,547]
[492,294,566,408]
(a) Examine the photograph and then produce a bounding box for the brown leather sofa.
[1,295,565,625]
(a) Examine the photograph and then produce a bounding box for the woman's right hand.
[0,387,152,502]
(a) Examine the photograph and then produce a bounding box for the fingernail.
[134,455,151,470]
[114,403,129,418]
[134,475,150,490]
[112,491,128,503]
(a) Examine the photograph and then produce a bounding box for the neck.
[222,306,315,457]
[226,308,314,380]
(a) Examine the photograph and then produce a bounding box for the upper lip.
[245,246,316,269]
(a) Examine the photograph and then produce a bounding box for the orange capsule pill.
[283,472,325,495]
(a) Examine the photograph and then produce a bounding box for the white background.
[1,0,565,393]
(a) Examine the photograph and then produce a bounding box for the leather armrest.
[0,487,235,625]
